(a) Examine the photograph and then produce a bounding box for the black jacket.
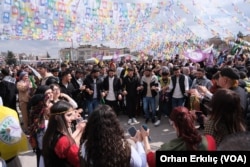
[0,76,17,110]
[59,82,78,100]
[83,74,103,100]
[231,86,247,112]
[122,75,140,98]
[171,74,186,96]
[102,76,122,100]
[140,75,159,97]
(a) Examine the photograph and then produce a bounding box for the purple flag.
[92,52,97,58]
[112,50,119,62]
[184,49,209,63]
[205,51,215,67]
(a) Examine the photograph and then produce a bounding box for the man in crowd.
[154,68,171,126]
[190,68,212,90]
[0,68,17,110]
[122,67,141,125]
[197,67,248,130]
[168,66,189,109]
[71,69,86,110]
[37,63,58,86]
[102,68,122,115]
[140,67,159,124]
[84,67,103,115]
[59,70,85,101]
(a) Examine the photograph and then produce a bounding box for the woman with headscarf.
[17,71,32,132]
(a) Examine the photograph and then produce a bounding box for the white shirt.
[0,96,2,106]
[116,67,124,78]
[169,75,189,98]
[80,141,146,167]
[77,78,83,87]
[106,77,116,101]
[93,79,97,98]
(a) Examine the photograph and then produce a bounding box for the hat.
[19,71,28,80]
[220,68,240,80]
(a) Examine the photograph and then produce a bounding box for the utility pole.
[71,38,73,62]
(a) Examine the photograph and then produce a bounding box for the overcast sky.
[0,0,249,58]
[0,40,71,57]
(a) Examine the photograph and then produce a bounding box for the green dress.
[159,135,216,151]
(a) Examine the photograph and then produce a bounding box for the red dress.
[54,136,80,167]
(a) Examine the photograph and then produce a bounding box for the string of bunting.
[0,0,249,55]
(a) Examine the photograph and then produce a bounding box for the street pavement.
[119,114,177,150]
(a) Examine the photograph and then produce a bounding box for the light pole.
[71,38,73,62]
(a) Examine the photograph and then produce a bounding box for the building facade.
[59,44,130,62]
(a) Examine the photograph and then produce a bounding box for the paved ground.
[17,101,177,151]
[119,114,177,150]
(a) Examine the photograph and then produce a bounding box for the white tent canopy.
[85,54,138,63]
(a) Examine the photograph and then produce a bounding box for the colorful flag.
[0,106,29,160]
[184,49,209,63]
[112,50,119,62]
[65,53,70,63]
[205,50,215,67]
[96,51,104,61]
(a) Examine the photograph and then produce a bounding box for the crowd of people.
[1,51,250,166]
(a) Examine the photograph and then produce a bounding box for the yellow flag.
[0,106,29,160]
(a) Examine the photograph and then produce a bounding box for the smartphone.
[76,117,87,124]
[127,126,137,137]
[142,124,152,142]
[76,117,83,124]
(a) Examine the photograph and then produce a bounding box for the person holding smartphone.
[43,101,86,167]
[79,105,146,167]
[140,106,216,167]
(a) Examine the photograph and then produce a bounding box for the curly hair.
[81,105,130,167]
[170,106,202,150]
